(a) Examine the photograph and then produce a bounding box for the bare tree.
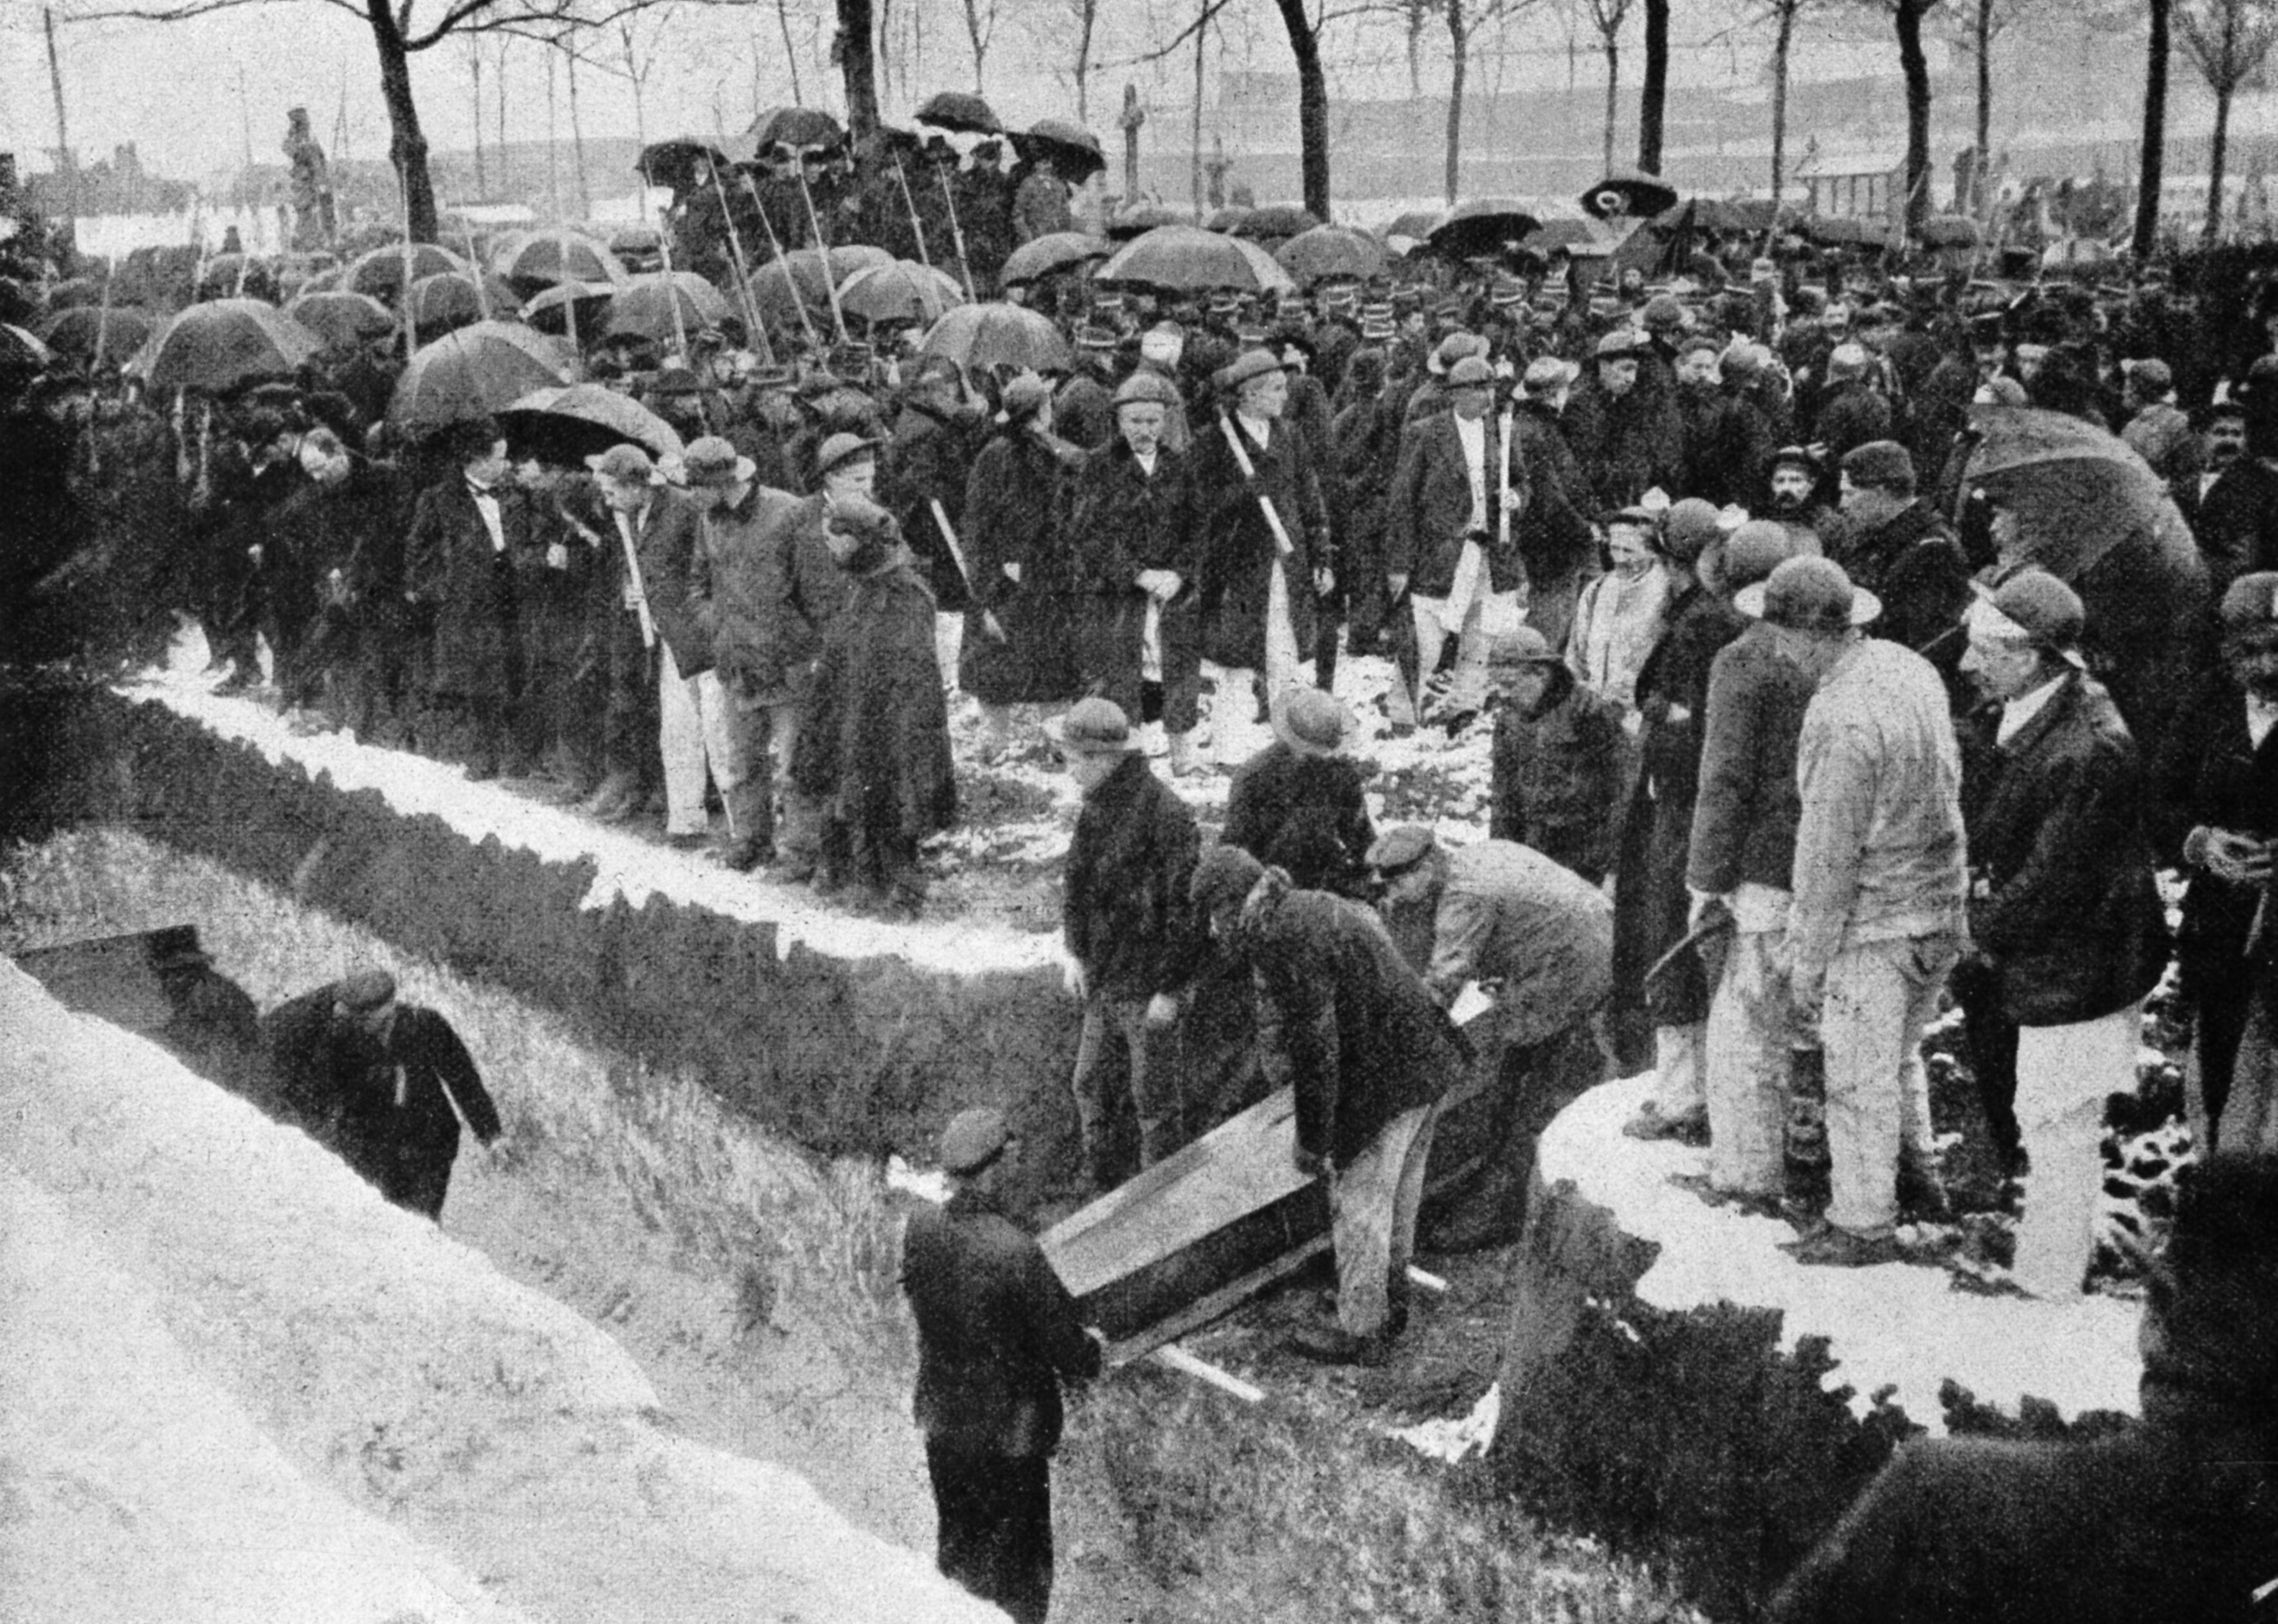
[1638,0,1668,171]
[1757,0,1820,224]
[466,35,487,195]
[1069,0,1101,121]
[75,0,691,242]
[2137,0,2172,255]
[1582,0,1637,174]
[1851,0,1944,235]
[961,0,999,93]
[1940,0,2041,215]
[833,0,881,141]
[1439,0,1536,202]
[2180,0,2278,241]
[1276,0,1333,219]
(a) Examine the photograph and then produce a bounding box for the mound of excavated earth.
[1491,1073,2145,1618]
[0,960,1000,1624]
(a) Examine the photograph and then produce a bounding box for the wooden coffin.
[14,925,188,1034]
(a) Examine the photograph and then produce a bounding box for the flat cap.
[1841,439,1915,491]
[1593,328,1645,360]
[1445,354,1494,389]
[1522,355,1579,394]
[1970,568,2086,665]
[586,443,661,485]
[1487,625,1564,669]
[336,966,397,1012]
[1769,444,1821,474]
[1274,687,1352,756]
[1364,825,1438,876]
[815,431,880,476]
[1113,368,1182,410]
[1189,844,1267,912]
[1216,347,1288,394]
[2123,357,2174,395]
[1047,695,1135,755]
[1826,342,1872,380]
[999,370,1053,420]
[1431,331,1488,372]
[938,1106,1011,1175]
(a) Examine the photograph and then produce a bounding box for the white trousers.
[2011,1002,2137,1297]
[1820,934,1956,1236]
[1409,584,1520,717]
[1331,1103,1438,1338]
[1204,561,1305,767]
[1706,903,1796,1196]
[657,643,747,838]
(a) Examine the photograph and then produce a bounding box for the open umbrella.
[608,224,662,258]
[1203,206,1254,234]
[386,320,577,434]
[604,271,735,344]
[1382,210,1441,242]
[491,232,626,293]
[498,383,683,464]
[44,276,105,311]
[298,267,343,295]
[1,323,53,372]
[1582,168,1680,221]
[1274,224,1386,288]
[344,243,469,300]
[747,246,890,330]
[39,306,154,370]
[637,137,730,193]
[1014,118,1105,183]
[914,90,1000,135]
[1106,203,1183,240]
[285,289,396,349]
[132,300,323,391]
[1000,231,1111,285]
[918,302,1071,374]
[837,260,963,327]
[406,271,521,333]
[748,106,845,156]
[520,280,617,339]
[1426,199,1544,259]
[1233,204,1321,243]
[1099,224,1295,294]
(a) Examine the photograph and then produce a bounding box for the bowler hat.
[1721,520,1796,591]
[939,1107,1012,1175]
[1487,626,1564,671]
[1734,555,1881,632]
[1970,568,2086,666]
[2217,570,2278,641]
[1189,844,1267,914]
[2122,357,2174,395]
[1112,370,1180,411]
[1216,347,1287,394]
[999,370,1053,421]
[1445,355,1494,389]
[1657,498,1725,565]
[815,431,879,477]
[1274,688,1352,757]
[680,435,757,489]
[1841,439,1915,491]
[1641,293,1686,332]
[586,443,662,485]
[1047,696,1136,755]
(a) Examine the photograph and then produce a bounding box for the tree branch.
[1097,0,1241,69]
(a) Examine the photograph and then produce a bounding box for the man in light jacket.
[1742,557,1968,1268]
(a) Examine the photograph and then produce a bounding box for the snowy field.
[0,959,1002,1624]
[1540,1074,2146,1432]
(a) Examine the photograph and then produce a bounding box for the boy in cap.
[1056,697,1206,1184]
[1958,571,2167,1294]
[901,1106,1103,1624]
[1487,626,1629,885]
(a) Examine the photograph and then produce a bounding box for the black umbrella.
[1098,224,1296,295]
[1000,231,1111,285]
[918,302,1071,373]
[1426,199,1544,259]
[1582,169,1680,221]
[285,290,396,350]
[387,321,577,434]
[1233,204,1321,243]
[492,231,628,294]
[1105,203,1184,242]
[132,300,323,392]
[521,281,616,339]
[498,383,684,464]
[39,305,154,369]
[914,90,1001,135]
[749,106,847,155]
[637,137,730,193]
[406,271,523,334]
[1014,118,1105,183]
[1274,225,1386,289]
[1203,206,1254,234]
[344,243,469,300]
[44,276,105,312]
[1382,210,1440,242]
[604,271,735,344]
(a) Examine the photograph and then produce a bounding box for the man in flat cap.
[1957,571,2167,1295]
[1065,368,1206,773]
[1370,826,1613,1249]
[1056,697,1206,1185]
[1746,557,1967,1267]
[1190,844,1462,1362]
[1387,352,1526,733]
[1830,440,1971,691]
[1563,328,1683,511]
[260,966,504,1220]
[1508,356,1601,657]
[900,1106,1102,1624]
[2155,572,2278,1153]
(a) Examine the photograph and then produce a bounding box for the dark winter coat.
[1386,411,1524,597]
[1489,666,1631,884]
[1811,379,1894,462]
[1563,377,1683,510]
[1510,400,1599,583]
[1234,881,1465,1168]
[585,484,713,679]
[156,965,275,1113]
[404,476,536,698]
[694,485,847,708]
[2193,456,2278,597]
[1221,741,1378,897]
[961,427,1081,705]
[271,462,405,660]
[1829,500,1972,676]
[1189,411,1326,670]
[1677,384,1775,509]
[901,1187,1101,1458]
[791,540,956,842]
[1960,671,2169,1028]
[1064,752,1205,1000]
[261,986,502,1218]
[2152,677,2278,1002]
[1686,621,1816,897]
[1062,437,1200,724]
[881,398,982,609]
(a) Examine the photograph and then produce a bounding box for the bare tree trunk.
[2207,81,2234,243]
[1408,0,1427,98]
[469,40,486,197]
[1601,37,1620,175]
[1769,0,1794,221]
[566,46,592,220]
[43,6,75,225]
[1972,0,1991,215]
[1192,0,1208,214]
[2135,0,2170,258]
[1895,0,1934,235]
[836,0,881,143]
[1444,0,1467,203]
[1638,0,1667,173]
[366,0,438,241]
[961,0,989,93]
[1276,0,1332,222]
[778,0,805,105]
[1074,0,1098,123]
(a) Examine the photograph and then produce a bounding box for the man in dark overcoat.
[1827,440,1972,694]
[1562,329,1684,512]
[1188,348,1330,769]
[1063,369,1204,773]
[261,966,503,1221]
[1508,357,1602,658]
[1958,572,2168,1297]
[404,419,535,779]
[1222,687,1377,897]
[880,357,982,680]
[960,374,1081,752]
[901,1107,1102,1624]
[148,926,276,1115]
[1056,698,1206,1184]
[1190,844,1463,1364]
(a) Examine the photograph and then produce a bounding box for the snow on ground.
[0,959,1002,1624]
[1539,1074,2144,1433]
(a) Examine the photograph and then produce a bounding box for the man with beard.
[2199,399,2247,506]
[1675,338,1773,508]
[2192,401,2278,598]
[262,966,505,1222]
[1564,329,1683,511]
[1765,445,1835,555]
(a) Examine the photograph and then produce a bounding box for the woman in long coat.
[961,375,1083,753]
